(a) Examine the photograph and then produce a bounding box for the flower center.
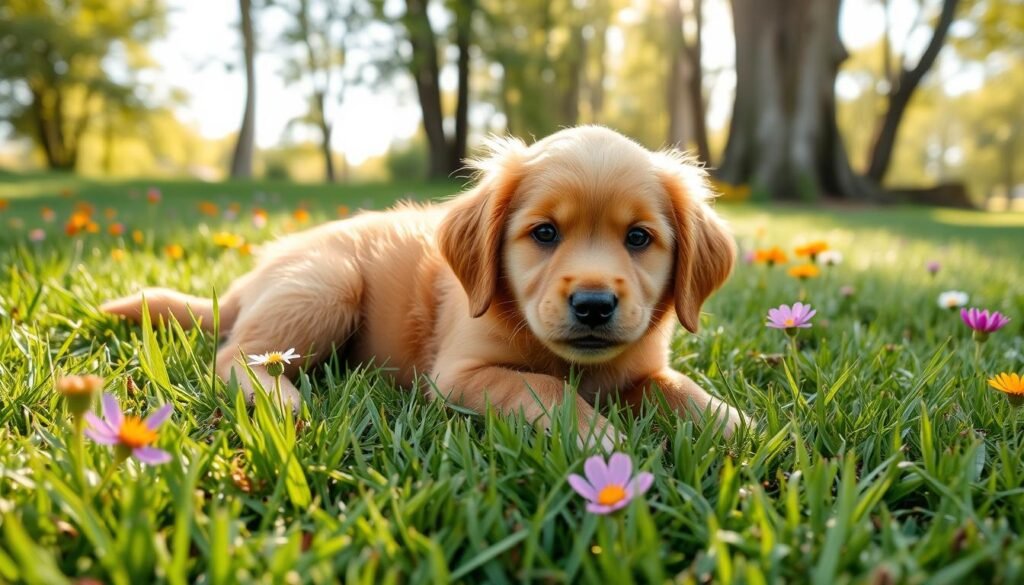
[597,484,627,506]
[118,416,158,449]
[265,353,284,364]
[784,318,796,327]
[946,299,958,307]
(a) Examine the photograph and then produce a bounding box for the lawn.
[1,171,1024,584]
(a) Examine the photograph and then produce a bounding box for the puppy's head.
[438,126,735,364]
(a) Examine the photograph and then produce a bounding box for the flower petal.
[85,427,120,445]
[144,404,173,430]
[629,472,655,496]
[101,393,123,428]
[568,473,598,501]
[585,502,615,515]
[133,447,172,465]
[84,412,115,436]
[606,453,633,486]
[583,455,609,489]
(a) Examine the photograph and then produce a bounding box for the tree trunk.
[449,0,473,175]
[718,0,875,200]
[230,0,256,179]
[404,0,448,179]
[315,91,336,183]
[687,0,711,164]
[666,0,693,148]
[865,0,959,182]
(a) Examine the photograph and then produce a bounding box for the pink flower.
[765,302,815,330]
[961,307,1010,341]
[926,260,941,275]
[85,394,173,465]
[568,452,653,514]
[29,228,46,242]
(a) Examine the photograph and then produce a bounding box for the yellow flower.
[795,241,829,259]
[754,247,788,266]
[111,249,126,261]
[165,244,185,260]
[788,264,820,280]
[989,373,1024,405]
[212,231,245,249]
[132,229,145,244]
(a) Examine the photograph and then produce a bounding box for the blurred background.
[0,0,1021,208]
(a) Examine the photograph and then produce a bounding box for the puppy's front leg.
[627,369,746,438]
[433,364,618,450]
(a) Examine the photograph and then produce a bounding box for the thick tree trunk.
[719,0,875,199]
[230,0,256,179]
[687,0,711,164]
[865,0,959,182]
[404,0,449,179]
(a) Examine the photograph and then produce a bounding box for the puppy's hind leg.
[102,287,241,334]
[214,265,364,409]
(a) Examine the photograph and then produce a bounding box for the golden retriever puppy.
[102,126,745,446]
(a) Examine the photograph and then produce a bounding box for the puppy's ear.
[655,151,736,333]
[437,137,527,317]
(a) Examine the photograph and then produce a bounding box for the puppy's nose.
[569,290,618,328]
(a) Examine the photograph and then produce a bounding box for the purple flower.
[765,302,816,331]
[961,307,1011,335]
[85,394,173,465]
[926,260,941,275]
[568,453,653,515]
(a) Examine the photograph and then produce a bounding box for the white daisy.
[817,250,844,267]
[937,291,969,310]
[247,348,301,366]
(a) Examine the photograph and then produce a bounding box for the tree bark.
[667,0,711,164]
[865,0,959,182]
[449,0,473,174]
[718,0,875,199]
[230,0,256,179]
[404,0,449,179]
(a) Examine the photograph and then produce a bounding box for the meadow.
[1,171,1024,584]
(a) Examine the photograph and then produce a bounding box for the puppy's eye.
[531,223,559,245]
[625,227,652,250]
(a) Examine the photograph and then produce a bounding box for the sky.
[147,0,978,165]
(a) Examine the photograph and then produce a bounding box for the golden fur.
[102,126,746,446]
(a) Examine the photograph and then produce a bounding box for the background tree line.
[0,0,1021,206]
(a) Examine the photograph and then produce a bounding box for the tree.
[666,0,711,164]
[718,0,874,200]
[865,0,961,182]
[229,0,257,179]
[278,0,362,183]
[393,0,475,179]
[0,0,165,171]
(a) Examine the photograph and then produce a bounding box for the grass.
[1,171,1024,583]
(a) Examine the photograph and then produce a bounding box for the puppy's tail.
[101,288,239,334]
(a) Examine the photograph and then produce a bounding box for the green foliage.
[1,175,1024,582]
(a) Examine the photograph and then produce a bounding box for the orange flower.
[64,212,91,236]
[86,221,100,234]
[795,241,828,259]
[164,244,184,259]
[41,207,56,222]
[108,222,125,236]
[292,208,310,223]
[239,243,253,256]
[754,247,788,266]
[337,205,350,218]
[104,208,117,220]
[147,188,162,204]
[59,187,75,198]
[132,229,145,244]
[198,201,219,217]
[0,199,8,211]
[111,248,126,261]
[252,209,268,229]
[989,373,1024,405]
[57,374,103,418]
[788,264,821,280]
[74,201,95,216]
